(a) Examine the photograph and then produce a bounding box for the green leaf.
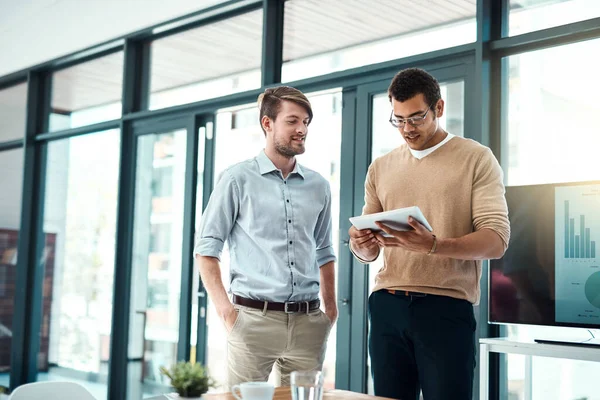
[159,361,216,397]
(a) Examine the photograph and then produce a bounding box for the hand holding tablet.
[349,206,433,237]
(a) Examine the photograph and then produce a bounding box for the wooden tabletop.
[147,387,390,400]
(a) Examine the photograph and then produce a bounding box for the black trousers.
[368,289,476,400]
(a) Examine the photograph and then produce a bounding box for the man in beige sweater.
[349,68,510,400]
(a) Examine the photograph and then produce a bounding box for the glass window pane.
[282,0,476,82]
[205,90,343,390]
[510,0,600,36]
[0,148,24,389]
[0,82,27,142]
[505,39,600,186]
[149,11,262,110]
[128,130,187,399]
[42,130,120,399]
[50,52,124,132]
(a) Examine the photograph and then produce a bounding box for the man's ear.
[434,99,445,119]
[261,115,272,132]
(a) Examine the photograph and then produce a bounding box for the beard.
[274,139,305,158]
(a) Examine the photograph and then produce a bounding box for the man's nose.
[402,123,415,132]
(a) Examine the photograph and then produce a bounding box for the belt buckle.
[284,302,298,313]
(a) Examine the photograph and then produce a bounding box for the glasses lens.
[389,118,402,128]
[411,117,425,126]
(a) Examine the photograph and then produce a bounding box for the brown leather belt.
[387,289,427,297]
[232,294,320,313]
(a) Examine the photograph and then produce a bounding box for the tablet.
[349,206,433,236]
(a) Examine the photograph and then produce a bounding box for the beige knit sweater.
[360,136,510,304]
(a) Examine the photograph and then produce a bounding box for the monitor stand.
[535,337,600,347]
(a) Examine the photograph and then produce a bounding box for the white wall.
[0,0,229,77]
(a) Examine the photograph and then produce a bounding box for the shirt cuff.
[193,237,225,261]
[349,241,378,264]
[316,245,337,267]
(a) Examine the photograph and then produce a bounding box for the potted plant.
[160,361,215,399]
[0,385,10,400]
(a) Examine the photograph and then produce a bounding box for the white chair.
[9,381,97,400]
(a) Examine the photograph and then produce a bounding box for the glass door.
[127,128,188,398]
[124,115,213,399]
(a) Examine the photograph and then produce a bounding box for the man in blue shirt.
[194,86,337,387]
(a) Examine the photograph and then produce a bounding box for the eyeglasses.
[389,106,432,128]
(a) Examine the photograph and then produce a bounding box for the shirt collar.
[257,150,305,179]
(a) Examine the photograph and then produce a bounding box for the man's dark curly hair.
[388,68,441,110]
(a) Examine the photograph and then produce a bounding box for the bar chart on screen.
[555,184,600,324]
[563,200,596,259]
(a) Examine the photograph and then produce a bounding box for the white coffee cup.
[232,382,275,400]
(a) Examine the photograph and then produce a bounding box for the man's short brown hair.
[257,86,313,134]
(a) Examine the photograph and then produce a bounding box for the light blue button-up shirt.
[194,150,336,302]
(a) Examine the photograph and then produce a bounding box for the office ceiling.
[284,0,476,61]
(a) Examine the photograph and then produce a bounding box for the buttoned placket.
[282,175,296,299]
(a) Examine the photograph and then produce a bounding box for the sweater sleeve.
[349,161,385,264]
[362,161,384,215]
[471,148,511,250]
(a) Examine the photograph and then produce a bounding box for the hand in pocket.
[224,307,239,333]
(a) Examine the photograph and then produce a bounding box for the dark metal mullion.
[486,42,505,395]
[334,88,357,390]
[476,0,507,398]
[122,40,149,115]
[261,0,284,86]
[177,115,201,362]
[462,60,479,143]
[17,144,48,382]
[348,85,375,394]
[107,37,145,400]
[490,16,600,57]
[138,42,151,112]
[108,122,137,400]
[9,70,51,390]
[196,115,216,366]
[201,117,216,232]
[0,77,27,92]
[132,114,193,136]
[35,119,121,142]
[491,12,510,400]
[0,139,24,152]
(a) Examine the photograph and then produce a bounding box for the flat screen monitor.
[489,180,600,331]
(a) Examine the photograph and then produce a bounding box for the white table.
[479,337,600,400]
